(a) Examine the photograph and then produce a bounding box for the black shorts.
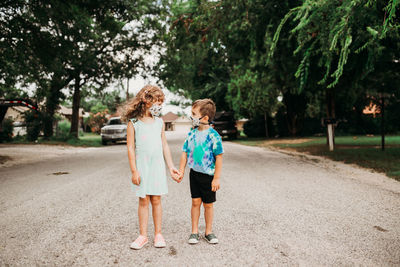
[189,169,216,203]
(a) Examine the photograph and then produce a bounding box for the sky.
[120,75,191,116]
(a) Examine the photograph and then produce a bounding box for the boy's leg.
[203,202,214,235]
[150,195,162,235]
[191,198,202,233]
[199,172,216,236]
[138,196,150,236]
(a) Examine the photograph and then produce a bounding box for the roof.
[10,106,29,113]
[58,105,85,116]
[162,112,179,122]
[175,115,191,123]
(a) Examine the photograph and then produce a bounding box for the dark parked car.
[211,111,237,140]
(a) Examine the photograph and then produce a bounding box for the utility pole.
[325,88,336,151]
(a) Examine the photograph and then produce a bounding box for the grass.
[9,132,103,147]
[233,135,400,181]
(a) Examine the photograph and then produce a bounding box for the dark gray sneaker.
[188,233,200,244]
[204,233,218,244]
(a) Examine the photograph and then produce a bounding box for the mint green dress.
[130,117,168,198]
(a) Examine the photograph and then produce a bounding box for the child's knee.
[192,198,202,207]
[139,196,150,207]
[150,195,161,206]
[203,202,213,209]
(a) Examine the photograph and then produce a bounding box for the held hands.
[131,170,141,185]
[177,170,184,183]
[169,167,182,183]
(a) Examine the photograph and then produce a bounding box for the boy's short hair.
[192,99,216,121]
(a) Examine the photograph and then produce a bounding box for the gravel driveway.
[1,133,399,266]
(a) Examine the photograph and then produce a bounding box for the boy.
[177,99,224,245]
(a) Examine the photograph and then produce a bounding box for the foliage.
[0,118,14,142]
[56,120,72,141]
[24,110,42,141]
[1,0,164,136]
[160,0,400,137]
[271,0,399,87]
[87,110,108,134]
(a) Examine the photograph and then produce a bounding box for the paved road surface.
[1,133,400,266]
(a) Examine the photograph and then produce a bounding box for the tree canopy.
[159,0,399,136]
[1,0,163,136]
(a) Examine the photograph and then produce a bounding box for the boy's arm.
[178,151,188,182]
[211,154,223,192]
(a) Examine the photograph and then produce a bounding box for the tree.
[160,1,315,136]
[1,0,163,137]
[270,0,400,146]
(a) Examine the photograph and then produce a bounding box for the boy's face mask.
[149,104,162,117]
[190,115,208,127]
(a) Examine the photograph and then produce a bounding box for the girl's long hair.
[121,84,165,121]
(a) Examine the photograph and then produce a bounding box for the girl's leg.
[138,196,150,236]
[150,195,162,235]
[191,198,202,233]
[203,202,214,235]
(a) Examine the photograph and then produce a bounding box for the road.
[1,132,400,266]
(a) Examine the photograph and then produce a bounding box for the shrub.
[87,110,108,134]
[24,111,42,141]
[243,116,270,137]
[0,118,14,142]
[56,120,71,140]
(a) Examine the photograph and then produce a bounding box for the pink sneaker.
[130,235,148,250]
[154,233,166,248]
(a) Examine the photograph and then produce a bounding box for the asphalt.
[0,132,399,266]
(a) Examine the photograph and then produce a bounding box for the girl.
[123,85,180,250]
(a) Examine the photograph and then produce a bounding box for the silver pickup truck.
[100,117,127,145]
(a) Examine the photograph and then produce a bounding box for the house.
[58,105,87,130]
[162,112,179,131]
[3,106,29,136]
[174,115,192,133]
[3,105,28,123]
[161,112,192,132]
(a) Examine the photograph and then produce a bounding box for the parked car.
[211,111,237,140]
[100,117,127,145]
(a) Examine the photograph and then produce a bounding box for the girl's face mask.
[149,104,162,117]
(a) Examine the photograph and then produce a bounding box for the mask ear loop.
[199,116,212,125]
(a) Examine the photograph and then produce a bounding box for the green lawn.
[280,135,400,147]
[233,135,400,181]
[10,132,103,147]
[70,133,102,147]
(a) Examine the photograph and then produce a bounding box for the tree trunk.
[381,92,385,151]
[44,84,62,138]
[43,73,74,138]
[70,75,81,138]
[264,111,269,138]
[283,92,306,136]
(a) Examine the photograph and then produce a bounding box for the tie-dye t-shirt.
[182,127,224,176]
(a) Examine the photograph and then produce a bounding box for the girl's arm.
[161,121,180,180]
[127,122,140,185]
